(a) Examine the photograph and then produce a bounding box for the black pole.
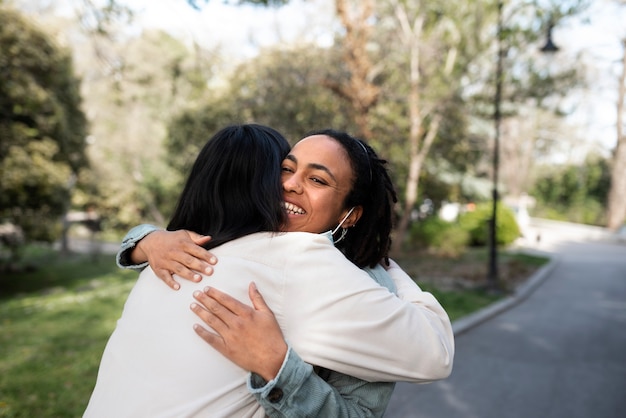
[488,0,504,292]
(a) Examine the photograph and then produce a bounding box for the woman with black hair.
[100,126,453,417]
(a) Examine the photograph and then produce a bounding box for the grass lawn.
[0,244,549,417]
[0,247,135,418]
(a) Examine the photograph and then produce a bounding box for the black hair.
[167,124,291,250]
[304,129,398,268]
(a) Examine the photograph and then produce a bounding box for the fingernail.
[209,256,217,264]
[190,303,198,309]
[204,266,213,275]
[193,273,202,282]
[203,286,211,293]
[193,290,201,298]
[173,283,180,290]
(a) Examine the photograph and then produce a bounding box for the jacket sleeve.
[279,233,454,383]
[249,347,394,418]
[115,224,160,271]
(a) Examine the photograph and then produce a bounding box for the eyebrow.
[285,154,337,183]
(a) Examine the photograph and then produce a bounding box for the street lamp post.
[487,0,505,292]
[487,3,559,292]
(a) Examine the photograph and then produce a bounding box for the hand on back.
[135,229,217,290]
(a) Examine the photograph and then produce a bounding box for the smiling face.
[281,134,361,233]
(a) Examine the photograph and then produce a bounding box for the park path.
[384,238,626,418]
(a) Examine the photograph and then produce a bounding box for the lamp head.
[540,24,559,54]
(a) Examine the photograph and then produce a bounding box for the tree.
[532,153,610,225]
[77,29,214,229]
[166,44,354,175]
[606,38,626,230]
[323,0,380,141]
[368,0,496,251]
[386,0,445,251]
[0,7,88,246]
[491,1,587,203]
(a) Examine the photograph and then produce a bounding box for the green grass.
[0,246,135,418]
[392,247,550,320]
[417,284,503,321]
[0,244,549,417]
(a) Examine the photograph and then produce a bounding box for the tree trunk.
[393,114,441,252]
[390,5,443,252]
[325,0,379,141]
[606,39,626,231]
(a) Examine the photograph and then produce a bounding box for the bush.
[410,216,469,257]
[459,202,520,247]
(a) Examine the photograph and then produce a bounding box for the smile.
[284,202,305,215]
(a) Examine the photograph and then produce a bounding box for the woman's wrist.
[254,340,289,382]
[130,235,151,264]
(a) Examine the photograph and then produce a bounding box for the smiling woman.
[281,134,361,238]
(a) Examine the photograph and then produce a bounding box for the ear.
[342,206,363,228]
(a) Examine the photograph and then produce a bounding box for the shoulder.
[215,231,334,256]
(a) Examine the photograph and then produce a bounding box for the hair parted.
[167,124,291,250]
[304,129,398,268]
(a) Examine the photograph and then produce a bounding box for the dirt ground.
[390,248,544,292]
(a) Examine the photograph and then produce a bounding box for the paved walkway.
[385,238,626,418]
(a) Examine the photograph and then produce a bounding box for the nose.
[283,174,302,194]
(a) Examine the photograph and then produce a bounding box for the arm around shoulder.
[281,234,454,383]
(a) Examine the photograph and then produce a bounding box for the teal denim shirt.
[117,225,396,417]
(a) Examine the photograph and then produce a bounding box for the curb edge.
[451,255,560,336]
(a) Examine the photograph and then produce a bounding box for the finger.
[204,286,252,316]
[184,232,218,266]
[193,290,239,325]
[192,323,224,349]
[248,282,272,313]
[175,252,214,277]
[154,269,180,290]
[188,231,213,246]
[190,298,228,334]
[168,260,204,282]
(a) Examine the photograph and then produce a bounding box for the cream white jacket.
[84,231,454,418]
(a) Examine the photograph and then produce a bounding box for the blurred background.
[2,2,626,415]
[1,0,625,263]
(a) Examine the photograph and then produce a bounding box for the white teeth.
[284,202,305,215]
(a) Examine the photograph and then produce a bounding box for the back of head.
[168,124,290,249]
[305,129,398,269]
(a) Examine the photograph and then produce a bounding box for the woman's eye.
[310,177,327,185]
[281,166,294,173]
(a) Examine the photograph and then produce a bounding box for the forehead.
[290,135,353,178]
[291,135,346,162]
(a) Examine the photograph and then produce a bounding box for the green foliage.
[410,216,469,257]
[166,45,354,175]
[7,0,591,240]
[531,153,610,225]
[166,98,240,176]
[459,202,520,246]
[227,46,354,141]
[0,7,88,242]
[78,29,208,230]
